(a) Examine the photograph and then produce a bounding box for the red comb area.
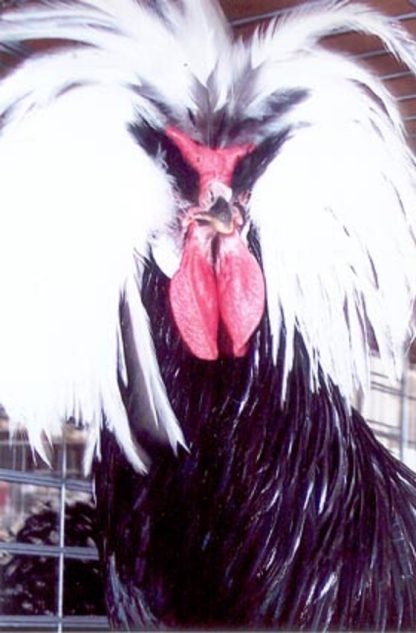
[166,126,254,194]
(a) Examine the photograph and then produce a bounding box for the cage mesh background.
[0,427,108,631]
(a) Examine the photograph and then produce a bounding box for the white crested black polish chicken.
[0,0,416,629]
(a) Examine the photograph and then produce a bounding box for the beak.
[193,196,234,235]
[191,181,239,235]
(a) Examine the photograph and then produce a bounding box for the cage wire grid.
[0,429,109,631]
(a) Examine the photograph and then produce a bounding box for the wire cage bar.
[0,424,109,631]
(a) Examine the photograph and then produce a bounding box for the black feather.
[227,88,310,143]
[232,126,294,192]
[92,251,416,630]
[130,121,200,203]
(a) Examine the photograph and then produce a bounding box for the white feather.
[251,1,416,71]
[0,0,231,468]
[249,2,416,404]
[0,0,232,115]
[0,83,183,470]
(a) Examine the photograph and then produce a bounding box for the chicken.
[0,0,416,629]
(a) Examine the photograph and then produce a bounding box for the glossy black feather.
[130,122,200,202]
[93,252,416,630]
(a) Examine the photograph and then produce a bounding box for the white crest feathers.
[0,0,415,468]
[247,2,416,403]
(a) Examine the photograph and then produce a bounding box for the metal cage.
[0,426,108,631]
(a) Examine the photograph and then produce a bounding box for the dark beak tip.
[209,197,232,223]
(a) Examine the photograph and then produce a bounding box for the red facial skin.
[166,127,265,360]
[165,126,254,203]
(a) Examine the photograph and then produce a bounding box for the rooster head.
[0,0,415,470]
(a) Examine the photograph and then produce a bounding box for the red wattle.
[169,224,219,360]
[169,223,265,360]
[216,232,266,357]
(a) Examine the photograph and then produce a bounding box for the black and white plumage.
[1,0,416,629]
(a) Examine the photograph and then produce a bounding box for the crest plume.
[1,0,414,467]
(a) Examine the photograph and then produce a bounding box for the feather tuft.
[246,1,416,404]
